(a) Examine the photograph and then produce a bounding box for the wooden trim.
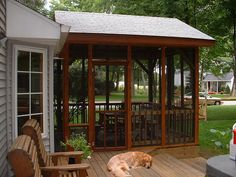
[67,33,215,47]
[88,45,95,146]
[161,47,166,146]
[126,45,132,149]
[194,47,199,144]
[62,43,69,140]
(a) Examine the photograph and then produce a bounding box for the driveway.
[222,101,236,105]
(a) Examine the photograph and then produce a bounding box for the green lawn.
[95,92,149,101]
[213,94,236,100]
[199,105,236,158]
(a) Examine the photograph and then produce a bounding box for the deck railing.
[54,102,194,147]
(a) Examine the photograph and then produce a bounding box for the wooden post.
[180,58,184,107]
[106,65,110,110]
[62,43,69,140]
[127,45,132,149]
[88,45,95,146]
[194,47,199,144]
[161,47,166,146]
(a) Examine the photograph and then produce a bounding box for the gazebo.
[55,11,214,151]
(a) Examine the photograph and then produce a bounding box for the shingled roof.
[203,72,234,81]
[55,11,214,41]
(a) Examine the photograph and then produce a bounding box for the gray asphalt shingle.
[203,72,234,81]
[55,11,214,41]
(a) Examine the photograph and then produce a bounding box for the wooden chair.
[8,135,90,177]
[21,119,88,176]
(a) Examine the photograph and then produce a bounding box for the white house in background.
[202,72,234,93]
[0,0,68,176]
[174,70,191,87]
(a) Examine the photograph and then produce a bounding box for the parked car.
[184,92,222,105]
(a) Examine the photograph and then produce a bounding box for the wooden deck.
[83,151,206,177]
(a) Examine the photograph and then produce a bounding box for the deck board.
[180,157,207,174]
[83,151,205,177]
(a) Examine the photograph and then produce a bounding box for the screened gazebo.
[55,11,215,151]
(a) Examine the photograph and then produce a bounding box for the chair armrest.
[49,151,84,164]
[40,163,90,171]
[49,151,83,157]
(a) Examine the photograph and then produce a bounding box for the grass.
[95,91,149,101]
[199,105,236,158]
[212,94,236,100]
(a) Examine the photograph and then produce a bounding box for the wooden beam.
[126,45,132,149]
[88,45,95,147]
[176,49,194,70]
[134,59,148,74]
[194,47,199,144]
[62,43,69,140]
[67,33,215,47]
[161,47,167,146]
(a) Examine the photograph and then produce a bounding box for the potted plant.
[61,133,92,161]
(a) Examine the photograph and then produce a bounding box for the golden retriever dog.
[107,151,152,177]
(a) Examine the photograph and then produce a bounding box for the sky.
[45,0,52,10]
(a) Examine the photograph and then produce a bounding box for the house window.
[15,46,47,136]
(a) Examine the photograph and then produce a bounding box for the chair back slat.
[22,119,54,167]
[7,135,42,177]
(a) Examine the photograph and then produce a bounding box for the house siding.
[0,0,7,176]
[7,40,54,153]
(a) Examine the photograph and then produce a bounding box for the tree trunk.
[231,17,236,96]
[141,71,146,90]
[200,60,204,91]
[115,70,120,91]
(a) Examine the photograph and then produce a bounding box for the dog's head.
[141,154,152,169]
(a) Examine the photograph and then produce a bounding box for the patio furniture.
[8,135,90,177]
[21,119,89,176]
[206,155,236,177]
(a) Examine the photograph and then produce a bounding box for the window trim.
[13,45,48,138]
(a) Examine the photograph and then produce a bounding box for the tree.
[17,0,48,15]
[197,0,236,94]
[49,0,114,18]
[221,0,236,95]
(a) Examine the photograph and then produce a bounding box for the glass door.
[93,63,126,149]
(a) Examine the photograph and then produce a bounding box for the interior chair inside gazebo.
[58,44,196,150]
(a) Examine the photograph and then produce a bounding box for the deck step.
[84,152,205,177]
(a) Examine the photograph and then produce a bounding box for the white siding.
[0,0,7,176]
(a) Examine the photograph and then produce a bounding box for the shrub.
[224,85,230,94]
[61,133,92,159]
[210,128,231,151]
